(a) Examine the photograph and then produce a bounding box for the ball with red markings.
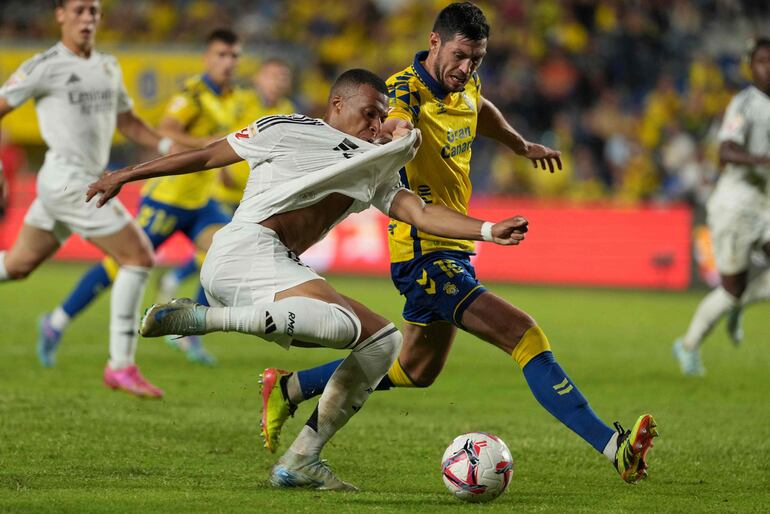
[440,432,513,503]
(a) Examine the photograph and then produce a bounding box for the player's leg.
[90,220,160,398]
[156,254,199,303]
[674,214,755,373]
[0,223,61,281]
[271,293,402,491]
[461,291,657,483]
[37,256,119,367]
[726,236,770,344]
[163,201,230,364]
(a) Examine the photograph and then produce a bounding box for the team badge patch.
[443,282,459,296]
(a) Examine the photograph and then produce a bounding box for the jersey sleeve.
[387,74,420,125]
[225,117,284,164]
[163,89,201,127]
[114,61,133,113]
[717,93,749,146]
[0,54,49,107]
[371,170,407,215]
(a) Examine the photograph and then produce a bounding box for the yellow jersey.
[142,74,249,209]
[212,91,296,207]
[387,51,481,263]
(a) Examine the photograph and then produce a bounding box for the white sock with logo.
[286,324,403,458]
[682,287,738,350]
[109,266,150,369]
[204,296,361,349]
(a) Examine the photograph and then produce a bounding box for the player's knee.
[354,322,402,366]
[511,324,552,369]
[5,259,37,280]
[410,371,438,388]
[328,303,362,347]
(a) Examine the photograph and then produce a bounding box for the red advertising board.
[1,176,692,290]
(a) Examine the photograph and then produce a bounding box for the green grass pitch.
[0,263,768,513]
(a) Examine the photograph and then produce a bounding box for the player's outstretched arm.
[477,96,562,173]
[86,138,241,207]
[388,190,528,246]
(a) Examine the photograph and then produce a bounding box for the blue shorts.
[390,250,487,327]
[136,196,231,249]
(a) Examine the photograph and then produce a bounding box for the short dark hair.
[206,28,239,46]
[432,2,489,42]
[748,36,770,62]
[330,68,388,97]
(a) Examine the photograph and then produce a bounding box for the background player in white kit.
[86,69,531,490]
[0,0,174,397]
[674,37,770,376]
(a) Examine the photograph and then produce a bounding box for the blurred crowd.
[2,0,770,205]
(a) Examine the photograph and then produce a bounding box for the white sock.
[205,297,361,349]
[49,306,71,332]
[0,251,8,281]
[683,287,738,350]
[109,266,150,369]
[286,324,402,457]
[602,432,619,462]
[740,268,770,306]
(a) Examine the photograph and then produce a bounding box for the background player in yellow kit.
[38,28,248,367]
[260,2,658,484]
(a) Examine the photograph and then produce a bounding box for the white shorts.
[200,221,323,307]
[24,177,132,243]
[707,204,770,275]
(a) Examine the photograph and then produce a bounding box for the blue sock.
[522,351,614,453]
[296,358,394,400]
[174,257,199,282]
[61,264,113,319]
[296,360,343,399]
[195,285,209,306]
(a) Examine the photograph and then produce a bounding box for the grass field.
[0,262,768,513]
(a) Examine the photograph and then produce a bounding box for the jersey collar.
[412,50,449,99]
[202,73,223,96]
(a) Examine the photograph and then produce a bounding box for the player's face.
[331,84,389,143]
[256,63,292,103]
[431,33,487,92]
[751,46,770,93]
[56,0,101,51]
[204,41,241,86]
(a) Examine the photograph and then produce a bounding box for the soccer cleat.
[259,368,296,453]
[726,306,744,346]
[613,414,658,484]
[103,364,164,398]
[37,313,62,368]
[673,338,705,376]
[270,451,358,491]
[140,298,207,338]
[164,335,217,366]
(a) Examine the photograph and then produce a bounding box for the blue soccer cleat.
[270,451,358,491]
[37,313,63,368]
[673,338,705,376]
[140,298,207,338]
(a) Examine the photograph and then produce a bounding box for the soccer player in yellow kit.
[261,3,658,484]
[212,58,296,214]
[38,29,248,369]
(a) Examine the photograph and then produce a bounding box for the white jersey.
[711,86,770,210]
[0,42,133,182]
[226,114,415,229]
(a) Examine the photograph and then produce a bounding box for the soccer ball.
[440,432,513,503]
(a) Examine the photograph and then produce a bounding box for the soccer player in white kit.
[0,0,173,397]
[86,68,531,490]
[674,37,770,376]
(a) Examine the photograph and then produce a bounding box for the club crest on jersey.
[443,282,459,296]
[461,92,475,111]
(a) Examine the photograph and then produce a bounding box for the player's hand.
[392,126,422,152]
[523,143,562,174]
[86,171,125,207]
[491,216,529,245]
